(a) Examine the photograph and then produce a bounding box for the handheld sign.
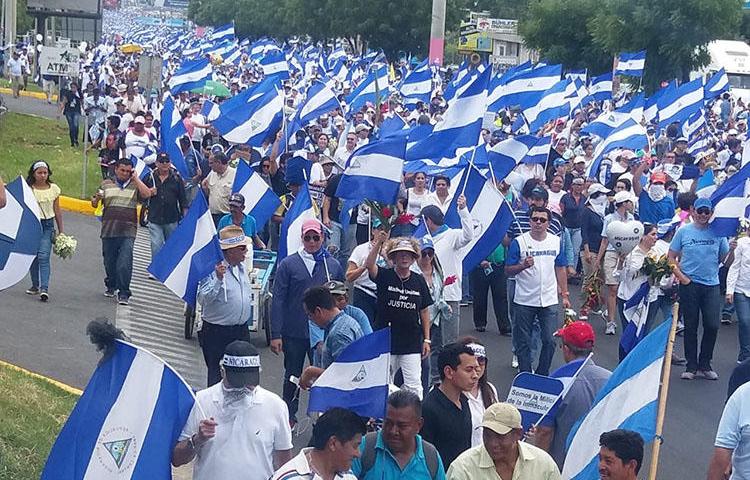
[506,372,564,431]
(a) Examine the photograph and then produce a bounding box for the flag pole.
[459,147,478,197]
[647,301,679,480]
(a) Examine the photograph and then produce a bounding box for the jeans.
[281,336,313,422]
[564,228,582,270]
[102,237,135,298]
[426,320,443,388]
[462,271,472,301]
[470,263,510,333]
[30,219,55,291]
[508,278,541,364]
[148,221,178,259]
[391,353,423,399]
[644,295,674,334]
[352,288,377,329]
[64,112,80,146]
[513,303,559,375]
[327,221,350,265]
[443,301,461,345]
[734,293,750,362]
[198,321,251,387]
[680,282,721,372]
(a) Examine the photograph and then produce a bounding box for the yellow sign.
[458,32,492,53]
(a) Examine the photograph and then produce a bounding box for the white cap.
[614,190,635,204]
[588,183,611,196]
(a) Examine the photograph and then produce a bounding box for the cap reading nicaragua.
[222,340,261,387]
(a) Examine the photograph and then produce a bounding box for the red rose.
[444,275,457,286]
[396,213,415,225]
[382,206,392,217]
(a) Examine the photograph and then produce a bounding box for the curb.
[0,86,57,101]
[60,195,96,215]
[0,359,82,396]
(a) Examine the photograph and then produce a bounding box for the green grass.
[0,79,44,94]
[0,112,103,198]
[0,364,78,480]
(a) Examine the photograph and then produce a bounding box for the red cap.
[301,219,322,235]
[555,321,595,349]
[650,172,667,184]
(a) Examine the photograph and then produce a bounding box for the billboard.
[39,46,80,77]
[28,0,100,16]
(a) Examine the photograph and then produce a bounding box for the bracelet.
[423,339,432,344]
[187,435,196,450]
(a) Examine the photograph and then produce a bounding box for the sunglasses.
[696,207,713,215]
[421,250,434,258]
[304,235,321,242]
[530,217,549,223]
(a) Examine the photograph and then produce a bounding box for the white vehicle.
[693,40,750,104]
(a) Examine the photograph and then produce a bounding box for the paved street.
[2,92,59,119]
[0,209,742,477]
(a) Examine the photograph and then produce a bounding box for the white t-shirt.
[124,130,154,159]
[272,447,357,480]
[406,188,428,221]
[180,383,293,480]
[423,191,453,214]
[508,232,565,308]
[547,190,565,216]
[465,383,498,447]
[348,242,381,297]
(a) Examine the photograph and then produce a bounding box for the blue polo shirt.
[351,431,446,480]
[669,223,729,286]
[217,213,257,237]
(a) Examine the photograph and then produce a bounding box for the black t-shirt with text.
[373,268,434,355]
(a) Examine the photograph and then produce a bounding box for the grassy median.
[0,364,78,480]
[0,112,102,198]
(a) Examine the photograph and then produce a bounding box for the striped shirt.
[100,179,139,238]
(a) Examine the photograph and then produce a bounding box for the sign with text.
[506,372,564,431]
[39,47,79,77]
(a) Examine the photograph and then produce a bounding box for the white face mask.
[221,383,256,413]
[589,195,607,216]
[648,184,667,202]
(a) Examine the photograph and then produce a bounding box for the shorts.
[603,250,621,285]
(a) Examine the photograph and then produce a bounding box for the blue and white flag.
[658,77,704,128]
[563,319,670,479]
[308,328,390,419]
[147,191,224,306]
[41,340,195,480]
[695,169,717,199]
[710,161,750,237]
[488,64,562,112]
[399,60,433,106]
[615,51,646,77]
[379,115,408,138]
[336,136,406,205]
[346,65,390,113]
[443,165,514,271]
[213,88,283,146]
[644,81,676,124]
[486,135,552,181]
[581,111,630,140]
[682,109,707,141]
[616,93,645,122]
[279,184,317,260]
[586,119,648,178]
[159,97,189,178]
[705,68,730,101]
[260,49,290,81]
[210,22,235,43]
[201,99,221,122]
[407,67,490,161]
[232,160,282,226]
[296,80,340,125]
[587,72,613,102]
[130,155,153,181]
[565,69,587,83]
[619,281,651,357]
[525,78,575,132]
[0,177,42,290]
[168,57,212,95]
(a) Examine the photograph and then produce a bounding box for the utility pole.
[428,0,446,66]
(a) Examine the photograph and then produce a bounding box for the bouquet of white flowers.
[53,233,78,259]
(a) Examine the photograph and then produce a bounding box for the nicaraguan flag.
[709,160,750,237]
[581,111,630,140]
[563,319,669,479]
[705,68,730,100]
[643,81,676,124]
[224,46,243,66]
[168,57,212,95]
[159,97,189,178]
[0,177,42,290]
[682,109,707,141]
[231,159,281,226]
[616,93,645,122]
[379,115,408,138]
[657,77,704,128]
[614,51,646,77]
[619,281,651,357]
[565,69,587,83]
[41,340,195,479]
[147,191,224,306]
[486,134,551,181]
[260,49,290,81]
[201,99,221,122]
[335,136,406,205]
[210,22,235,43]
[486,61,533,109]
[399,60,433,106]
[487,64,562,112]
[586,119,648,178]
[443,165,513,271]
[213,88,283,146]
[525,78,575,132]
[346,65,390,113]
[295,80,341,125]
[587,72,613,103]
[406,66,490,161]
[129,155,153,181]
[279,184,317,260]
[308,328,391,419]
[688,131,715,157]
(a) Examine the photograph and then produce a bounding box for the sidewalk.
[1,89,59,119]
[0,86,57,102]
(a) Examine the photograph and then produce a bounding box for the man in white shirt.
[202,152,237,225]
[7,51,23,97]
[505,206,570,375]
[334,131,358,171]
[172,341,293,480]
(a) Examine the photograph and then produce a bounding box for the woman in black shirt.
[365,234,433,399]
[59,82,83,147]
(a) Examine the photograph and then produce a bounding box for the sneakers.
[680,371,696,380]
[26,287,40,295]
[670,353,687,366]
[117,296,130,306]
[104,289,116,298]
[721,315,733,325]
[697,370,719,380]
[605,322,617,335]
[511,355,519,368]
[39,291,49,302]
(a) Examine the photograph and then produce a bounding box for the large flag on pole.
[279,184,317,260]
[709,160,750,237]
[335,136,406,205]
[562,319,670,479]
[0,177,42,290]
[614,51,646,77]
[231,160,282,227]
[41,340,195,479]
[308,328,391,419]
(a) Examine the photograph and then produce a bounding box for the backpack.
[359,431,440,479]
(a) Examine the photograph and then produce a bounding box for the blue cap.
[419,236,434,251]
[553,158,567,167]
[694,198,713,210]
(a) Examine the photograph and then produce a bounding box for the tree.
[519,0,612,73]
